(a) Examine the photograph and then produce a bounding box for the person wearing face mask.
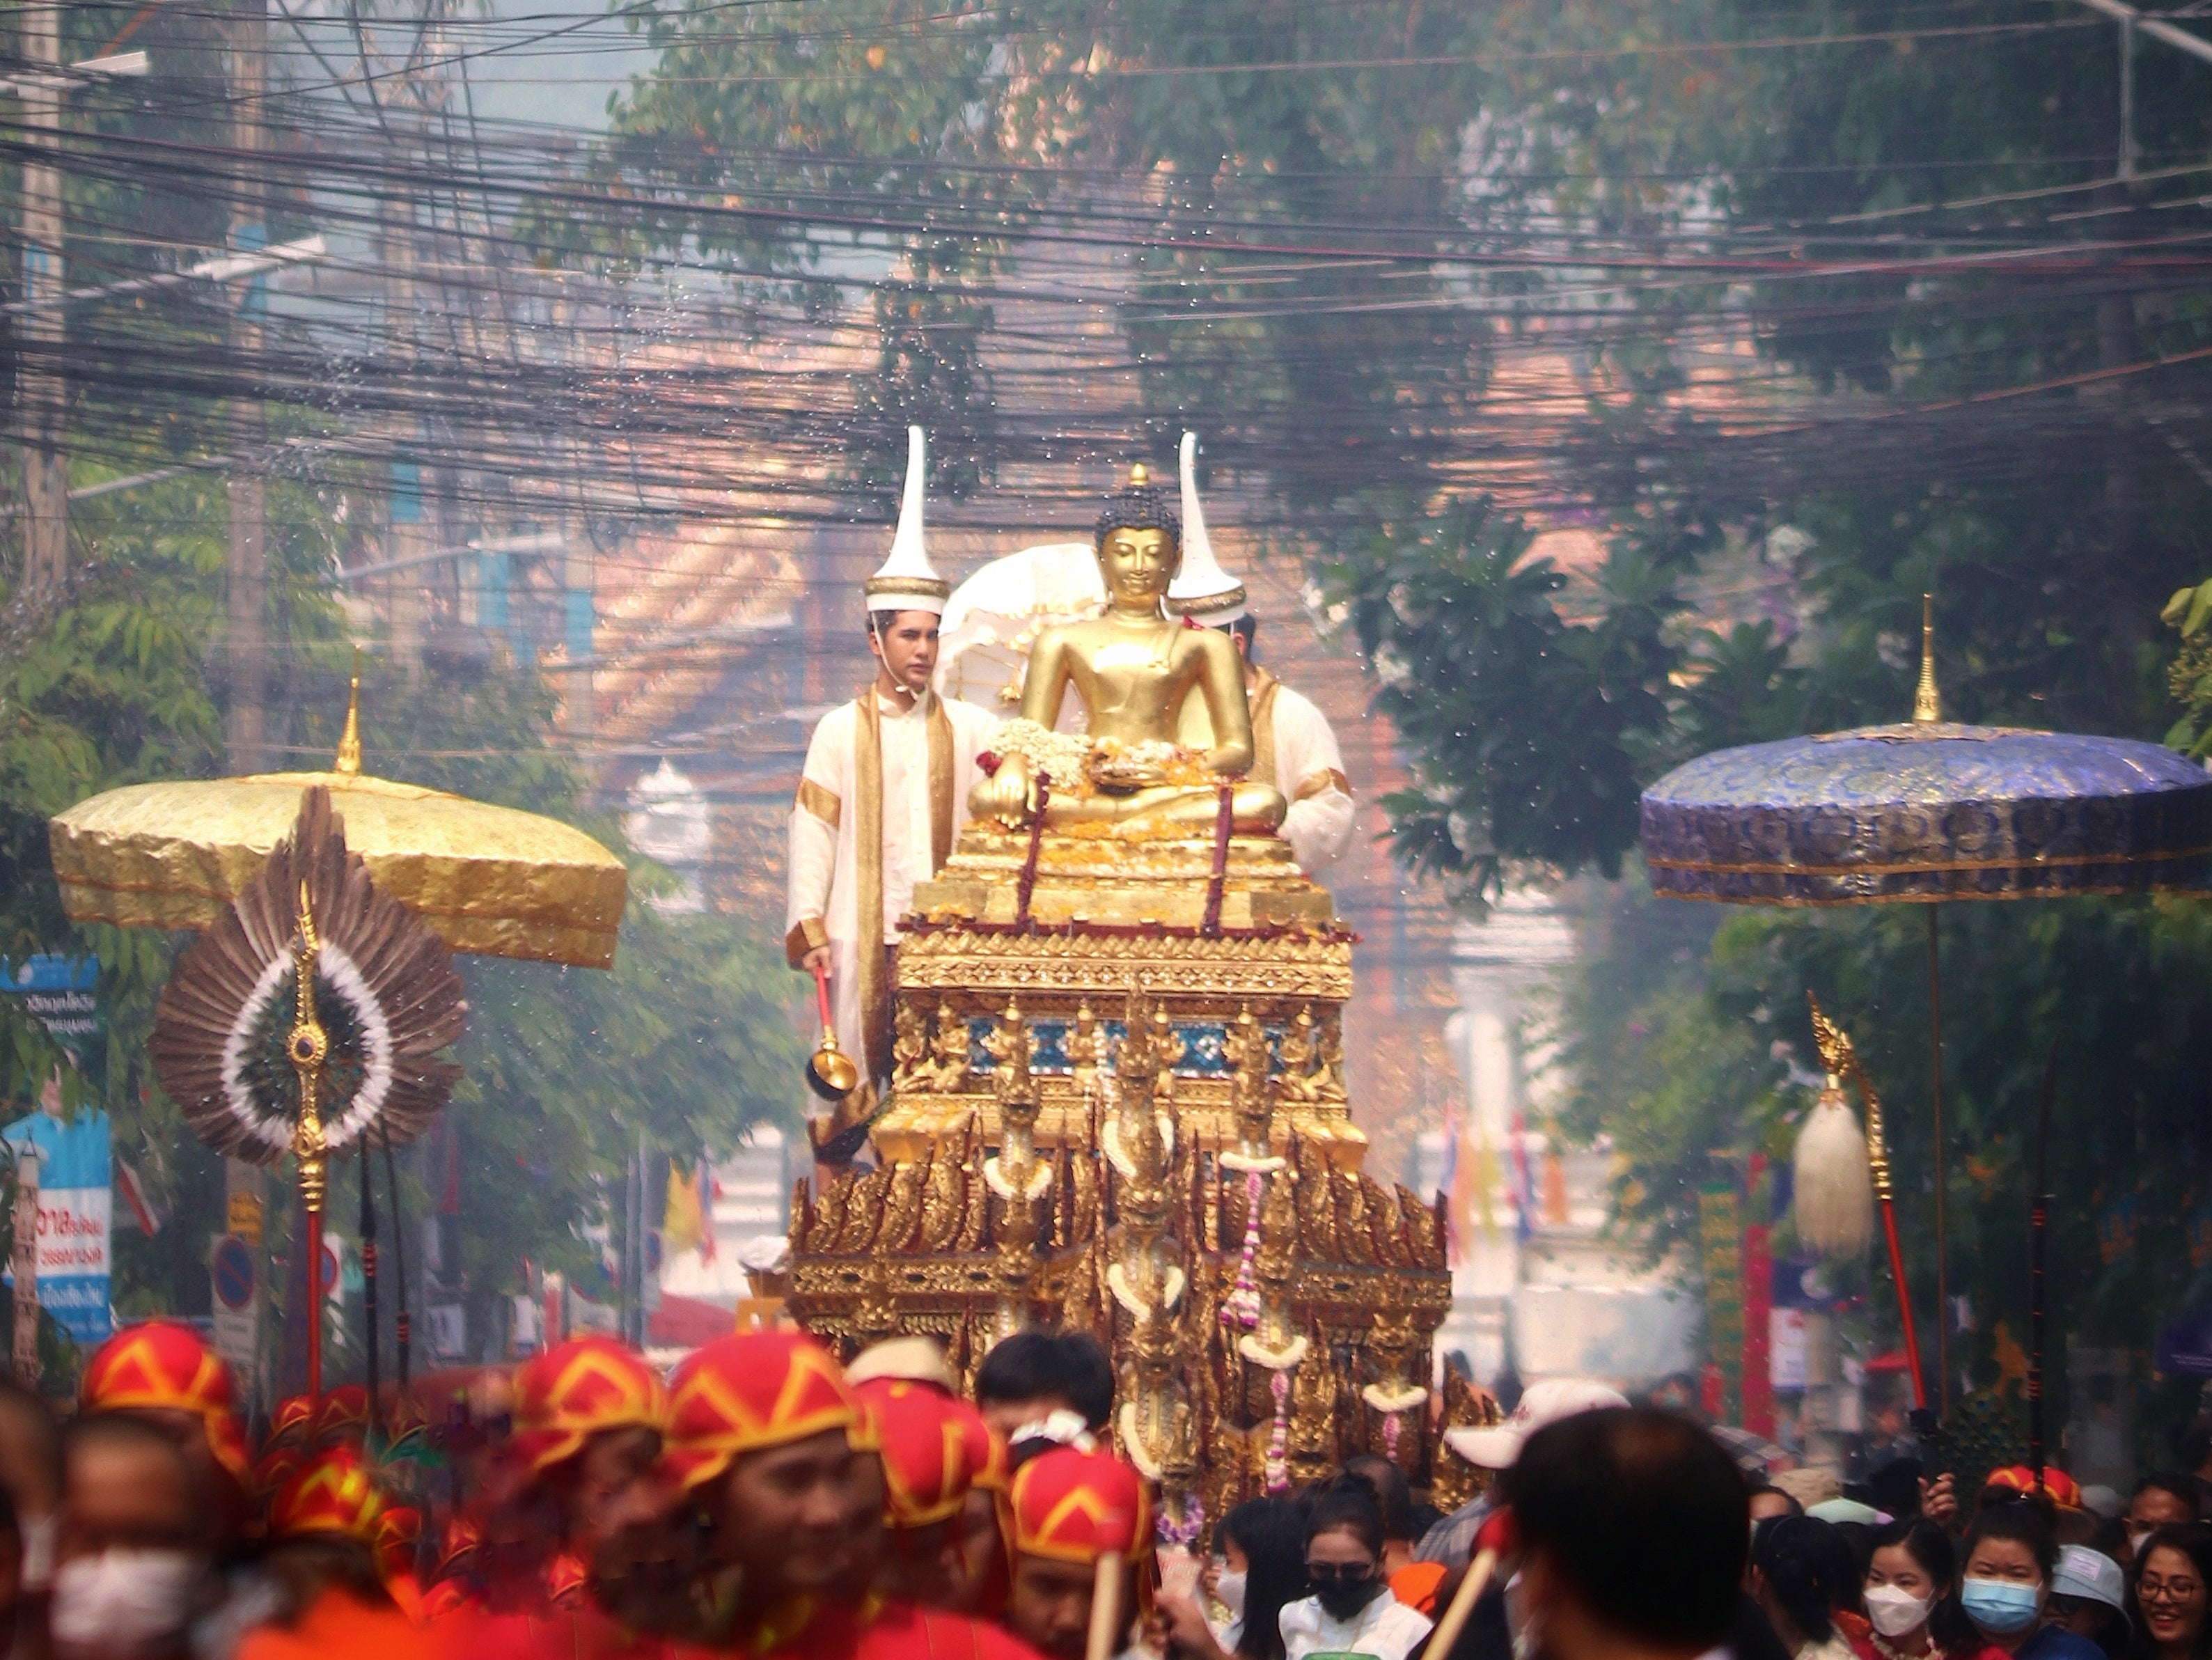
[2124,1482,2200,1570]
[50,1414,210,1660]
[1159,1498,1303,1660]
[1955,1502,2103,1660]
[1859,1519,1962,1660]
[2129,1523,2212,1660]
[1278,1482,1432,1660]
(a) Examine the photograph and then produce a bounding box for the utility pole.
[226,0,268,772]
[19,1,67,601]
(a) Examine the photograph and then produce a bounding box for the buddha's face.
[1097,526,1179,604]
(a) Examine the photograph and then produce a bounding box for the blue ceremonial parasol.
[1638,598,2212,1414]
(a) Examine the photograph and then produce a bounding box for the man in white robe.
[785,429,998,1162]
[1167,432,1356,876]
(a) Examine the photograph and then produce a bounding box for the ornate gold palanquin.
[786,824,1453,1528]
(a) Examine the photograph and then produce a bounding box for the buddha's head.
[1092,464,1182,608]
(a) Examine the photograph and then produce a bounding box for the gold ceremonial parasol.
[47,671,627,969]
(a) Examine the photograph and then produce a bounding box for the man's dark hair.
[1342,1454,1414,1545]
[1507,1407,1747,1650]
[2136,1473,2203,1520]
[1963,1498,2058,1583]
[1303,1478,1386,1561]
[1218,616,1257,655]
[2179,1418,2212,1478]
[1093,480,1179,551]
[1750,1481,1805,1517]
[974,1329,1114,1430]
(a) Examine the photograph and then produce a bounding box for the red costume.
[238,1449,424,1660]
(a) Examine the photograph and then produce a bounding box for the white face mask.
[50,1549,204,1654]
[1864,1585,1934,1638]
[1215,1569,1247,1620]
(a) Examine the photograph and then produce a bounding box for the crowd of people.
[0,1316,2205,1660]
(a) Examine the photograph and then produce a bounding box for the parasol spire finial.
[335,648,363,776]
[1912,593,1940,724]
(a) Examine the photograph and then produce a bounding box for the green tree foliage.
[0,484,795,1344]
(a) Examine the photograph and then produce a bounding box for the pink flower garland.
[1219,1170,1265,1330]
[1264,1369,1292,1493]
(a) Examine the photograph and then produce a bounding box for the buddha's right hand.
[967,753,1035,827]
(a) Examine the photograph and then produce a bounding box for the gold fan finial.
[334,649,363,776]
[1807,993,1890,1201]
[1912,593,1940,724]
[288,879,329,1212]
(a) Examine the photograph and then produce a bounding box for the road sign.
[208,1232,258,1379]
[226,1189,262,1247]
[211,1235,254,1312]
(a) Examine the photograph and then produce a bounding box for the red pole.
[304,1203,323,1402]
[1879,1198,1927,1411]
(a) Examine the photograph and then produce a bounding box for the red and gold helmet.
[251,1446,304,1499]
[546,1551,589,1608]
[510,1337,667,1476]
[268,1448,384,1543]
[854,1378,1000,1530]
[266,1393,316,1450]
[661,1331,857,1493]
[375,1504,423,1583]
[314,1384,370,1448]
[1984,1464,2084,1510]
[1002,1443,1151,1566]
[79,1321,249,1483]
[432,1514,482,1581]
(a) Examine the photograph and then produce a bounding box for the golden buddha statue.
[967,469,1287,836]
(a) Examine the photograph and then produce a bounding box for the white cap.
[1443,1377,1628,1469]
[2053,1545,2127,1613]
[1167,431,1248,623]
[2079,1485,2124,1520]
[1807,1498,1886,1526]
[865,426,952,616]
[845,1335,959,1393]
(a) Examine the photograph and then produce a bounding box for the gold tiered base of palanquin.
[785,829,1459,1521]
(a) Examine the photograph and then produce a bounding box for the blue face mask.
[1961,1577,2042,1634]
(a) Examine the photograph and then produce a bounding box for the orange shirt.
[237,1587,428,1660]
[1390,1562,1448,1618]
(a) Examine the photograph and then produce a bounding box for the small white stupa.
[1166,430,1248,623]
[863,426,952,616]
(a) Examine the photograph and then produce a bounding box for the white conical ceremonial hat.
[864,425,952,616]
[1167,430,1248,622]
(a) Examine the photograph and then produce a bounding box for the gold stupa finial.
[335,648,363,776]
[1912,593,1940,724]
[1127,462,1149,487]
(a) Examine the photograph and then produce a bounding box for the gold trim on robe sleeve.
[1295,768,1353,804]
[795,778,841,829]
[784,916,829,969]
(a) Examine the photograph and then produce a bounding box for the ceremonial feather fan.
[151,785,466,1164]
